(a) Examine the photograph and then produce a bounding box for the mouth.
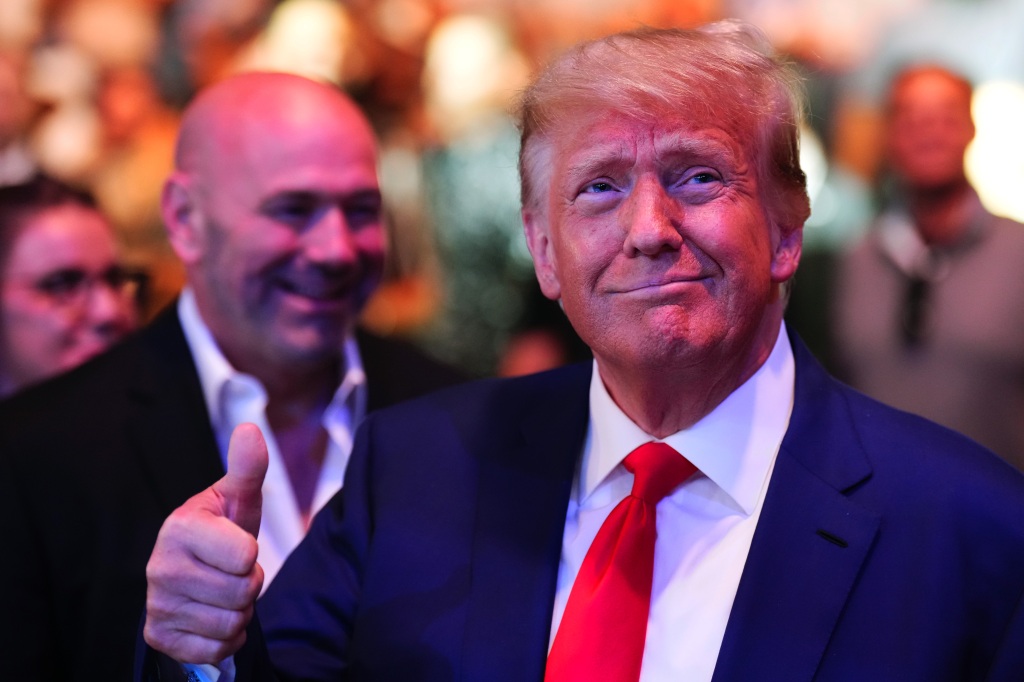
[273,273,367,313]
[617,275,711,295]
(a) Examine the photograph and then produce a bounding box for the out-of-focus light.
[966,81,1024,223]
[0,0,44,51]
[422,14,528,136]
[374,0,434,51]
[242,0,353,84]
[801,124,828,212]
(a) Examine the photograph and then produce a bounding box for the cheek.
[711,207,774,271]
[1,298,71,362]
[355,231,387,269]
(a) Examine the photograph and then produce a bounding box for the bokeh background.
[2,0,1023,376]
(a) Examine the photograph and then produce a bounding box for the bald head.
[175,72,374,180]
[161,71,385,380]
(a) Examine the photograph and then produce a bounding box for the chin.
[276,334,346,366]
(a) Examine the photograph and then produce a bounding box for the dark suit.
[249,330,1024,681]
[0,305,465,682]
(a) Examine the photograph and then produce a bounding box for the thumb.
[215,422,268,537]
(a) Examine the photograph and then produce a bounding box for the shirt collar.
[177,287,366,435]
[582,323,795,515]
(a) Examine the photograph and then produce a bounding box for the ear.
[769,222,803,284]
[161,172,204,265]
[522,208,562,301]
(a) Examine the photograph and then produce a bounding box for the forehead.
[7,205,115,271]
[213,101,380,203]
[890,71,972,113]
[551,107,753,174]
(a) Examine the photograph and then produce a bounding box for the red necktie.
[545,442,696,682]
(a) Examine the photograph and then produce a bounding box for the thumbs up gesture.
[144,423,269,664]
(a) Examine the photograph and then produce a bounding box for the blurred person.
[0,51,38,185]
[0,174,137,396]
[416,13,536,376]
[832,64,1024,471]
[0,72,462,682]
[143,24,1024,682]
[497,286,590,377]
[91,64,183,319]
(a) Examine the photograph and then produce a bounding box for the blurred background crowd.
[2,0,1024,379]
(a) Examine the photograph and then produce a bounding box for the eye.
[264,194,319,226]
[688,171,718,184]
[668,167,724,203]
[342,195,383,228]
[582,181,615,194]
[35,269,87,298]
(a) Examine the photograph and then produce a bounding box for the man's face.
[886,70,974,191]
[524,109,799,380]
[185,104,385,371]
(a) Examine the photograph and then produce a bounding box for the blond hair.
[515,20,810,232]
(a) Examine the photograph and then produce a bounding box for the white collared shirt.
[177,287,366,588]
[550,325,796,682]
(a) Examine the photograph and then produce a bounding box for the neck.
[906,180,975,247]
[597,310,783,439]
[255,356,342,411]
[264,372,336,523]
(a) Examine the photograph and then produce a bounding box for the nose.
[621,176,684,257]
[304,206,358,266]
[85,280,135,339]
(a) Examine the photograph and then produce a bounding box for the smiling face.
[524,107,800,394]
[166,75,385,377]
[0,204,137,394]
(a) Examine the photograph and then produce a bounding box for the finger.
[144,615,249,665]
[147,596,254,643]
[188,515,261,577]
[157,502,260,577]
[216,423,268,537]
[149,538,263,609]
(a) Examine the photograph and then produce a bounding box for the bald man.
[0,72,463,682]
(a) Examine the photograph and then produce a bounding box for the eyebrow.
[653,132,737,165]
[565,141,635,180]
[564,132,737,181]
[260,187,382,207]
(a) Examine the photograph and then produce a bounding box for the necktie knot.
[624,441,696,505]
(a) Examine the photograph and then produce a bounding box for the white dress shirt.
[549,325,795,682]
[178,287,367,587]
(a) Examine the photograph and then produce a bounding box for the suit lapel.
[126,308,224,513]
[713,334,879,682]
[461,364,592,682]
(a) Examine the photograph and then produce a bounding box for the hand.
[144,423,269,664]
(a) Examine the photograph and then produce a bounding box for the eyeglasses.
[9,265,147,308]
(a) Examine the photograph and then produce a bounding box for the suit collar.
[461,363,592,681]
[713,330,879,682]
[126,305,224,513]
[456,340,880,682]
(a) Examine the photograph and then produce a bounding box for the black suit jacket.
[0,305,464,682]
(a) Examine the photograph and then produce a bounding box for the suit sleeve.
[253,412,379,680]
[986,585,1024,681]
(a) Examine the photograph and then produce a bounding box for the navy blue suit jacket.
[249,331,1024,680]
